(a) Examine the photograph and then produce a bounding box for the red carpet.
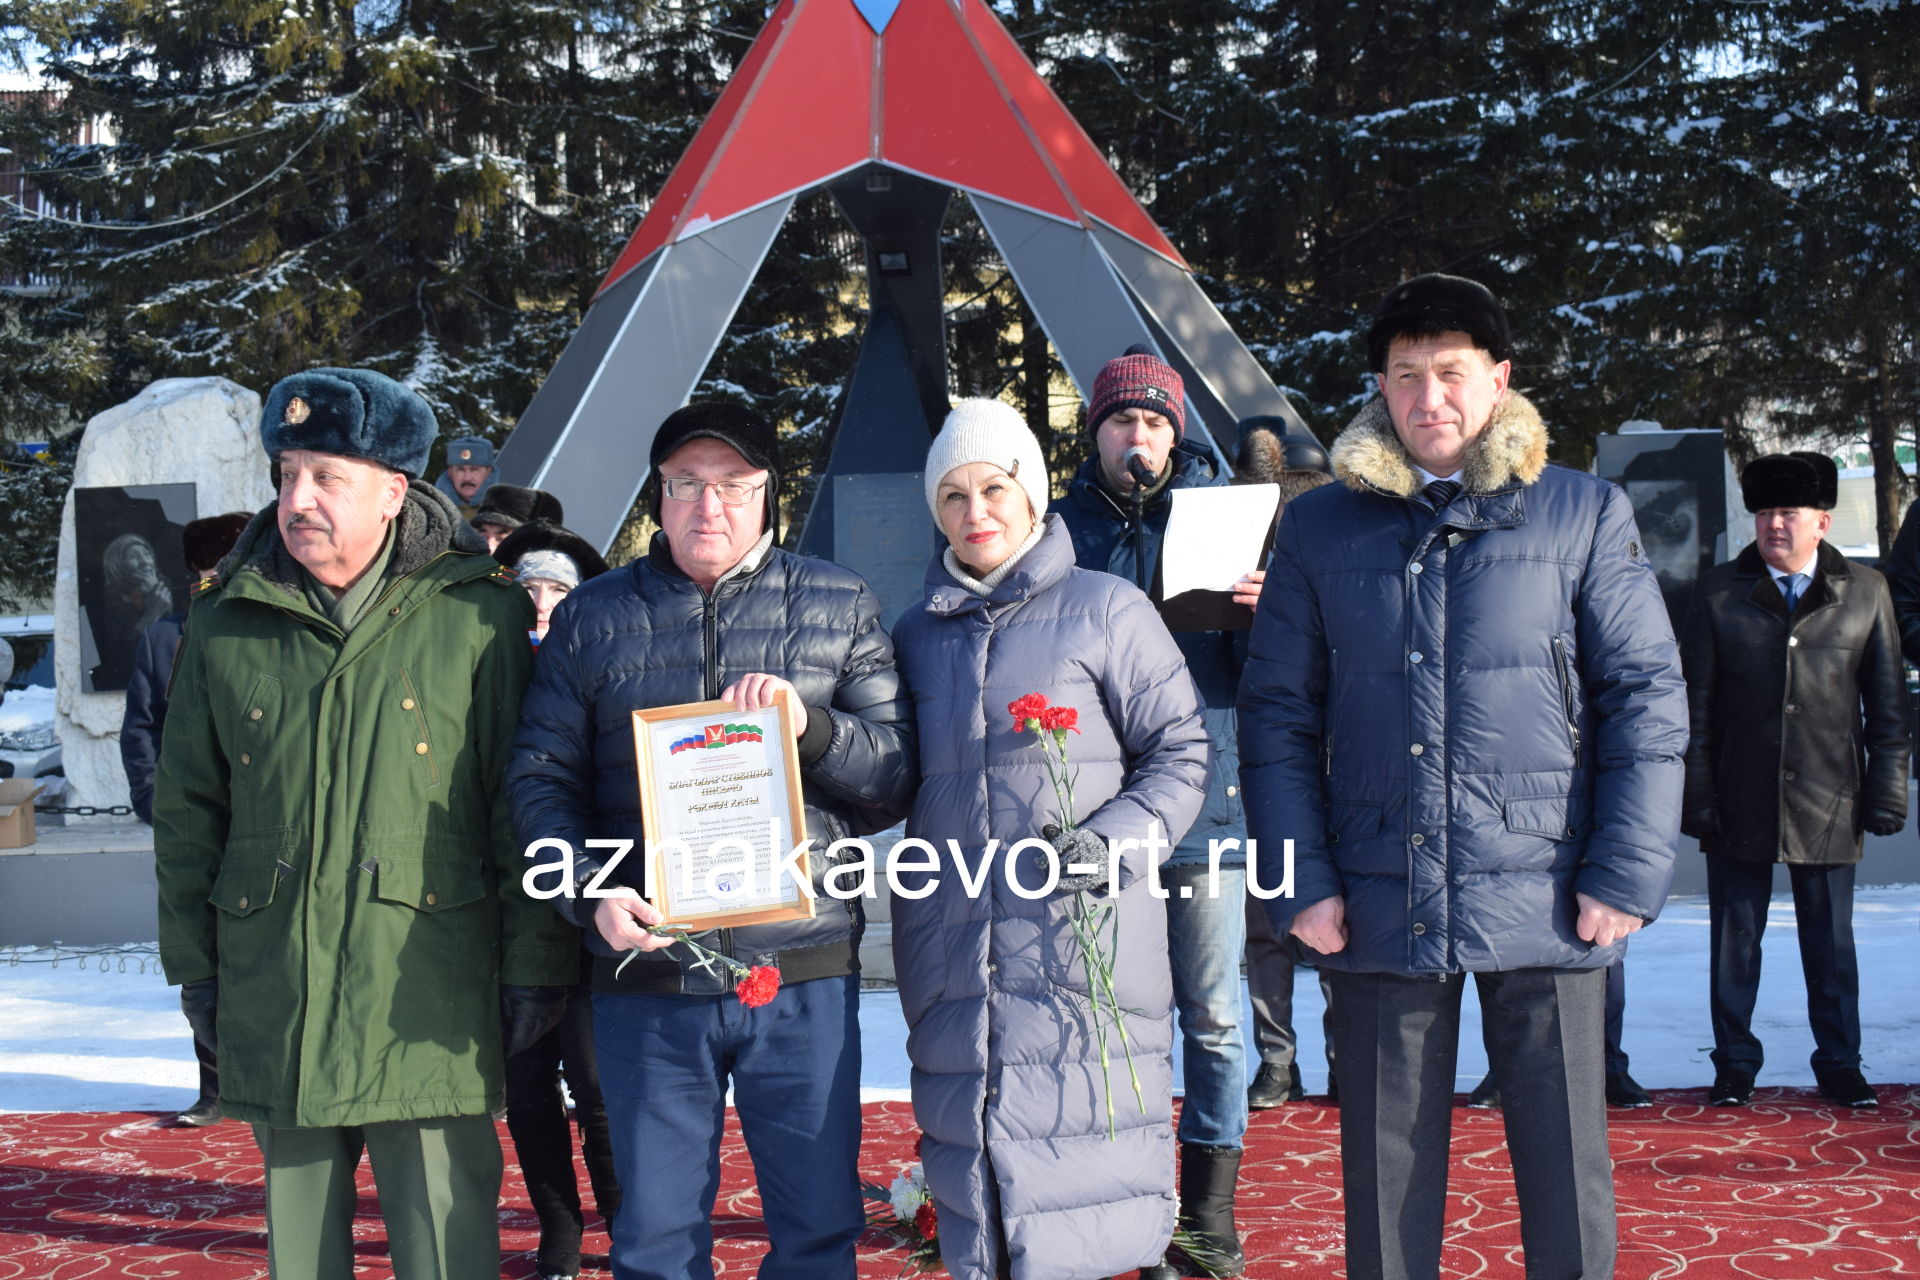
[2,1090,1917,1277]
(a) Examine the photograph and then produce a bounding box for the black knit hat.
[648,402,780,533]
[261,368,437,478]
[1367,274,1513,372]
[472,484,564,533]
[492,520,611,582]
[1789,451,1839,511]
[1741,454,1824,513]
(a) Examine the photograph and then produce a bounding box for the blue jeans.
[593,974,864,1280]
[1162,863,1248,1147]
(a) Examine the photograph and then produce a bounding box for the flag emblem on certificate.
[669,722,766,754]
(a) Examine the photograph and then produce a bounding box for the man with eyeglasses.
[508,402,916,1280]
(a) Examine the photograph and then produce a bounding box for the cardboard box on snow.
[0,779,43,849]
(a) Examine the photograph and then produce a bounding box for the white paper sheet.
[1162,483,1281,594]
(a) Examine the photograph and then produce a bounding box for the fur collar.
[219,480,486,596]
[1330,391,1549,498]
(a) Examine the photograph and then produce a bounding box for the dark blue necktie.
[1424,479,1461,510]
[1781,572,1806,611]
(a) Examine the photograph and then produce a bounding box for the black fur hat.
[1789,450,1839,511]
[1367,274,1513,372]
[181,512,252,573]
[472,484,564,533]
[1234,415,1331,479]
[493,520,611,582]
[261,368,437,478]
[1741,454,1824,513]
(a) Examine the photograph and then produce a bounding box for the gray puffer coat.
[1240,393,1688,975]
[891,515,1211,1280]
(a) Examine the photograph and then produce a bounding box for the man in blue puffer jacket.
[1053,347,1257,1278]
[1240,275,1687,1280]
[508,403,916,1280]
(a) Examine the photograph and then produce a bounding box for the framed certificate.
[631,688,815,931]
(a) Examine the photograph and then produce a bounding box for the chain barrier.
[33,804,135,816]
[3,943,161,974]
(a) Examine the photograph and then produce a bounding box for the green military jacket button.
[249,708,263,721]
[240,752,251,765]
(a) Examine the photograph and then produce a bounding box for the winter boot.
[1175,1142,1245,1277]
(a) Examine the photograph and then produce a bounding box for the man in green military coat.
[155,368,579,1280]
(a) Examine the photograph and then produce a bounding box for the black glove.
[1681,807,1722,840]
[501,984,569,1060]
[1043,823,1113,896]
[1865,809,1905,837]
[179,978,218,1055]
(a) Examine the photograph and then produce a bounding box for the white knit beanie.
[924,398,1050,519]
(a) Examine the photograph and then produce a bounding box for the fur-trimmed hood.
[1330,391,1549,498]
[217,479,489,596]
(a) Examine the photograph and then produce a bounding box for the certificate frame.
[630,688,815,931]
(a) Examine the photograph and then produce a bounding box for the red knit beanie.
[1088,344,1185,439]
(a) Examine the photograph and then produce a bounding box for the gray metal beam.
[1089,223,1311,439]
[495,198,797,552]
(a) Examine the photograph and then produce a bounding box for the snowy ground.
[4,887,1919,1114]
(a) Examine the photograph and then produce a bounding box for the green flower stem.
[613,925,749,983]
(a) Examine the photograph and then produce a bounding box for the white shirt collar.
[1415,466,1463,487]
[1765,550,1819,583]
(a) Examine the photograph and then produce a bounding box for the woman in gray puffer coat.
[891,399,1212,1280]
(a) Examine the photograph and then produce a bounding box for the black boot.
[1174,1142,1245,1278]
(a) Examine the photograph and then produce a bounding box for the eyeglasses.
[661,476,767,506]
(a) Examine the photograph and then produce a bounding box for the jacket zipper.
[1551,636,1581,766]
[703,583,728,984]
[1324,647,1337,774]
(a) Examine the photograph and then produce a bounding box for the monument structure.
[496,0,1312,616]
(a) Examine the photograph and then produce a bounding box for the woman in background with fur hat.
[495,518,619,1280]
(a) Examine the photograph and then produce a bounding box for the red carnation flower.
[1039,706,1079,734]
[913,1200,938,1240]
[735,965,781,1009]
[1008,693,1049,733]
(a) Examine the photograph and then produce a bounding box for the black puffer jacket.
[507,533,917,993]
[1681,541,1909,865]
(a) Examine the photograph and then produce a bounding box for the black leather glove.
[179,978,218,1055]
[500,984,569,1060]
[1681,807,1722,840]
[1043,823,1113,896]
[1865,809,1905,837]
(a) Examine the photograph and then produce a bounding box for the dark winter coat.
[121,612,184,825]
[1880,497,1920,667]
[507,532,916,994]
[1239,393,1689,975]
[1680,541,1909,865]
[891,515,1210,1280]
[1052,442,1244,865]
[154,484,579,1128]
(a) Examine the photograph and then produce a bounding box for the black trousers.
[1244,893,1336,1076]
[1329,967,1615,1280]
[1705,854,1860,1075]
[504,987,622,1275]
[1603,960,1628,1076]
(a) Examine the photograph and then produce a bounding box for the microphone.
[1123,445,1158,490]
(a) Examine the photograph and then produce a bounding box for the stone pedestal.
[54,378,270,819]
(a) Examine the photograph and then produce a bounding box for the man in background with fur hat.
[1682,451,1908,1109]
[436,432,497,517]
[1240,274,1687,1279]
[154,368,579,1280]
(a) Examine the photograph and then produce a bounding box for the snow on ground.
[4,887,1919,1114]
